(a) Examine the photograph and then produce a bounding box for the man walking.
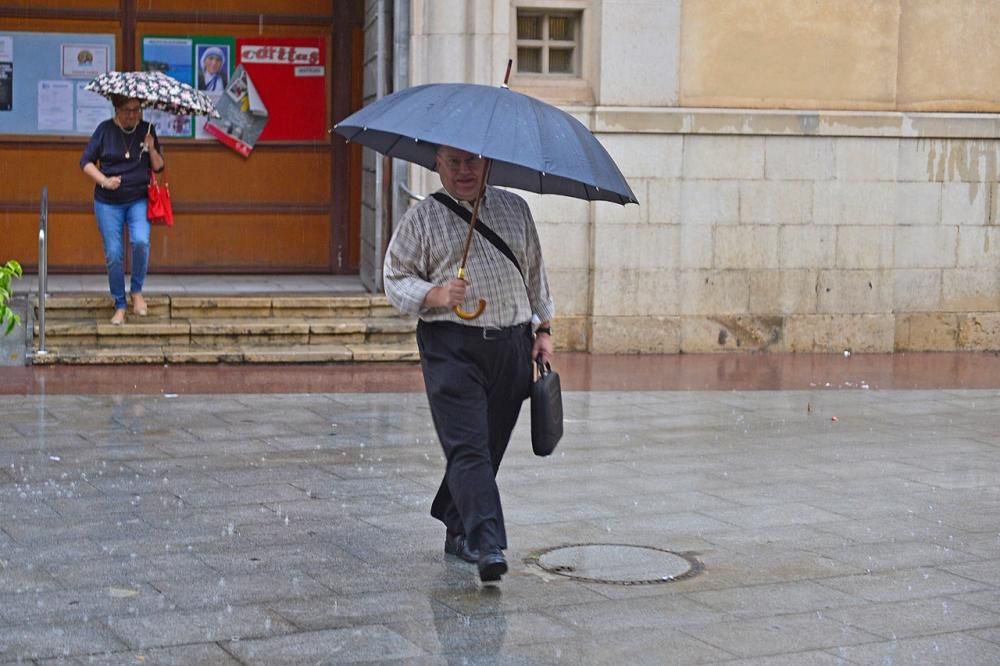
[383,144,554,582]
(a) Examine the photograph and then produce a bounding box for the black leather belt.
[422,320,531,340]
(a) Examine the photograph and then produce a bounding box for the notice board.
[235,37,326,141]
[0,31,116,136]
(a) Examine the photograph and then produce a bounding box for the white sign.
[61,44,109,78]
[294,66,324,77]
[37,80,74,131]
[75,81,111,134]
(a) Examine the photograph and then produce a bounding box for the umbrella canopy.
[85,70,219,117]
[332,83,638,205]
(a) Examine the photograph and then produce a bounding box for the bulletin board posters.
[76,80,111,134]
[0,62,11,112]
[0,32,115,136]
[235,37,326,141]
[61,44,109,78]
[192,36,234,140]
[0,37,11,111]
[141,37,194,138]
[141,35,235,140]
[37,80,74,131]
[203,65,268,156]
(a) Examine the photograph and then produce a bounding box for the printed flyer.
[203,65,268,156]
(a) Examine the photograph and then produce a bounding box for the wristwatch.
[535,326,551,336]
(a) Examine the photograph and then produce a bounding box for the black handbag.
[531,358,563,457]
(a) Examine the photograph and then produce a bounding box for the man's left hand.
[532,329,553,365]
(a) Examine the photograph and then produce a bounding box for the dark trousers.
[417,320,533,552]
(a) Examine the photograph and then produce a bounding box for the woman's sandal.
[110,309,126,325]
[132,294,148,316]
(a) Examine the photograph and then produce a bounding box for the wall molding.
[585,107,1000,140]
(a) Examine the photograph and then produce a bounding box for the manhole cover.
[528,543,701,585]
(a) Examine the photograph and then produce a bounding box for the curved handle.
[453,300,487,321]
[452,265,486,320]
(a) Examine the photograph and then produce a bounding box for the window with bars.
[516,10,581,76]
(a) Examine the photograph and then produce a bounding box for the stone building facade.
[364,0,1000,353]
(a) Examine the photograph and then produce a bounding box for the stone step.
[31,342,420,365]
[35,317,416,347]
[35,293,398,319]
[30,292,419,364]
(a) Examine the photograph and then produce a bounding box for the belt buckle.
[482,326,503,340]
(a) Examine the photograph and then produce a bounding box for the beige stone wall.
[399,1,1000,353]
[560,109,1000,353]
[897,0,1000,112]
[681,0,900,111]
[680,0,1000,113]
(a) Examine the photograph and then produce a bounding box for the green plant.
[1,259,23,336]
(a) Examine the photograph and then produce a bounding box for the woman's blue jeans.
[94,199,150,310]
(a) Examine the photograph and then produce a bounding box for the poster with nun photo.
[193,37,233,139]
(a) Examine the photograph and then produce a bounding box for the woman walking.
[80,94,165,325]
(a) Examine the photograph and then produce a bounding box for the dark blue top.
[79,119,163,204]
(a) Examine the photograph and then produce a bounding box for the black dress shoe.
[477,548,508,582]
[444,532,479,563]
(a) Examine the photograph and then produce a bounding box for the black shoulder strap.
[431,192,523,279]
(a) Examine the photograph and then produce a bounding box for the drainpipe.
[391,0,411,234]
[372,0,388,292]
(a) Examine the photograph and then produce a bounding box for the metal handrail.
[36,186,49,357]
[398,182,425,201]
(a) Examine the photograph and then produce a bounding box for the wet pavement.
[1,352,999,664]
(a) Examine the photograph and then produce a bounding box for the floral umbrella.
[85,70,219,117]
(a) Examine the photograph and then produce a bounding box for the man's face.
[436,146,486,202]
[205,55,223,74]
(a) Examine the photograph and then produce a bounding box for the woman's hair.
[111,94,135,109]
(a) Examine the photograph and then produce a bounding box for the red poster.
[235,37,326,141]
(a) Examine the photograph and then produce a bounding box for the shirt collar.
[436,187,490,212]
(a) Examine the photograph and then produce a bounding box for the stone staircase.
[30,293,419,364]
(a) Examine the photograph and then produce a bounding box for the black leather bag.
[531,358,563,456]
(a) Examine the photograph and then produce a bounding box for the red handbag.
[147,171,174,227]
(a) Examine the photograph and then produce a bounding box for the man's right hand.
[424,278,467,308]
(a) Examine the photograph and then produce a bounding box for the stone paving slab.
[2,387,1000,663]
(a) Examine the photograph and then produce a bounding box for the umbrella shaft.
[458,159,493,270]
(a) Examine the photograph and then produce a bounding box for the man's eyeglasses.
[439,155,485,171]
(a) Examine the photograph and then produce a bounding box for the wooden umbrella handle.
[453,301,486,320]
[452,266,487,320]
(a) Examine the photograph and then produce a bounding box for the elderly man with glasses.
[383,143,554,583]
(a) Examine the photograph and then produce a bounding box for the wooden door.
[0,1,364,275]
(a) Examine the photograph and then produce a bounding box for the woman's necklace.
[117,119,139,159]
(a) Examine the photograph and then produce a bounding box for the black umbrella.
[333,62,637,319]
[332,77,636,205]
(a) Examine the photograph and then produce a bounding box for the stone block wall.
[529,110,1000,353]
[403,1,1000,353]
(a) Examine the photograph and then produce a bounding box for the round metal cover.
[529,543,701,585]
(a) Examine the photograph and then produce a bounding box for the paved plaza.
[1,355,999,664]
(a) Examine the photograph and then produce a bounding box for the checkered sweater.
[383,186,555,328]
